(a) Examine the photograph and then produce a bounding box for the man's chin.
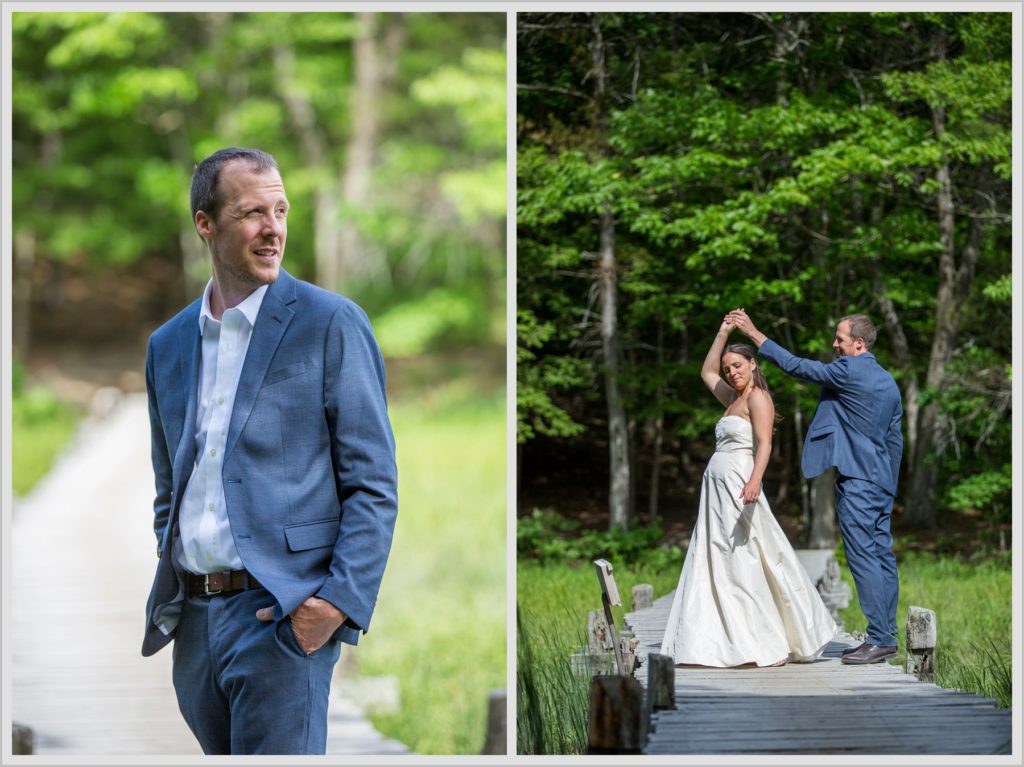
[254,263,281,285]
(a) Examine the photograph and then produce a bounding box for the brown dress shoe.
[841,644,897,665]
[841,642,867,656]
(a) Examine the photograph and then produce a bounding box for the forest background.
[516,11,1013,754]
[9,10,506,755]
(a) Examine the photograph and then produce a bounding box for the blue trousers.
[835,476,899,646]
[172,587,341,754]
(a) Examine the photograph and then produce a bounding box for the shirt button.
[208,503,215,511]
[217,396,225,405]
[210,448,217,456]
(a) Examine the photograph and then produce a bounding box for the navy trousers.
[835,476,899,646]
[172,587,341,754]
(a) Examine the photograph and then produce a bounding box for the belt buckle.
[204,573,223,596]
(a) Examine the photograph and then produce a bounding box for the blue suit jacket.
[758,338,903,496]
[142,269,397,657]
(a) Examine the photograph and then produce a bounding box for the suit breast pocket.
[263,360,307,387]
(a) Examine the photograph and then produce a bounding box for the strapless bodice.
[714,415,754,453]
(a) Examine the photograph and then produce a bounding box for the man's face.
[196,161,288,296]
[833,320,863,357]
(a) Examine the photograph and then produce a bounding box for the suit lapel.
[173,308,202,502]
[224,270,298,462]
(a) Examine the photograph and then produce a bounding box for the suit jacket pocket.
[284,518,340,552]
[264,360,307,387]
[808,429,834,442]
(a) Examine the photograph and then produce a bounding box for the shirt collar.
[198,280,270,336]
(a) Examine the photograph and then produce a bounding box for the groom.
[727,309,902,665]
[142,148,397,752]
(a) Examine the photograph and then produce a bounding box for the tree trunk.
[336,12,403,289]
[647,323,664,524]
[808,468,837,548]
[600,205,631,530]
[793,398,810,529]
[13,229,35,361]
[271,41,341,292]
[904,48,982,528]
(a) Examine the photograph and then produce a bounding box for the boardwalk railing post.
[481,688,506,754]
[906,605,937,682]
[593,559,626,675]
[646,653,676,713]
[632,583,653,611]
[13,722,33,755]
[587,675,645,754]
[587,609,612,653]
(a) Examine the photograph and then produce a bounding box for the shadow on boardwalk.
[627,593,1011,755]
[10,394,409,755]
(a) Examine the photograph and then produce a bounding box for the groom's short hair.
[840,314,877,350]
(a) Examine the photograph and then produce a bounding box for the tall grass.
[516,607,591,755]
[516,559,682,754]
[356,378,505,754]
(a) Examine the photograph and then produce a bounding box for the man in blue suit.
[728,309,902,665]
[142,147,398,753]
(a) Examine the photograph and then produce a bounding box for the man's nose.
[262,215,283,238]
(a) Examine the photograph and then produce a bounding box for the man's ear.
[195,210,214,241]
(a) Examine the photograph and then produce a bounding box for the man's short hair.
[840,313,878,350]
[190,147,279,224]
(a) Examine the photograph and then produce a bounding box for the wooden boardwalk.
[9,393,409,755]
[626,593,1012,755]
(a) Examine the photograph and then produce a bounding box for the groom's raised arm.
[758,338,850,390]
[728,309,849,390]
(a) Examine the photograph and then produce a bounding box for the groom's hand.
[727,309,767,348]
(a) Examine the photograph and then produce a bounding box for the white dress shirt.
[175,280,268,575]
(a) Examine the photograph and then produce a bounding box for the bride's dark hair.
[722,344,770,394]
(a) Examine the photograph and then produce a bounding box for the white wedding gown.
[660,415,837,667]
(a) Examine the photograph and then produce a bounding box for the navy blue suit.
[143,269,397,752]
[759,338,902,646]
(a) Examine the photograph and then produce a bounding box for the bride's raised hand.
[719,315,735,334]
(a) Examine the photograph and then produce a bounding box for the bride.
[660,316,837,667]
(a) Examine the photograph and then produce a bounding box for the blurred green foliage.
[11,361,81,496]
[12,11,505,353]
[360,379,505,753]
[516,12,1011,525]
[517,509,682,569]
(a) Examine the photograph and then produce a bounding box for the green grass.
[517,559,681,754]
[837,549,1012,708]
[356,377,506,754]
[12,385,81,496]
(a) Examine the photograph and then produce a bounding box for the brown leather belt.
[187,569,262,598]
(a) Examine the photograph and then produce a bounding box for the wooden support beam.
[587,675,645,754]
[13,723,33,755]
[632,583,654,611]
[646,653,676,712]
[481,688,506,754]
[906,605,936,682]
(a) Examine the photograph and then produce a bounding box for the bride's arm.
[741,389,774,505]
[701,320,736,407]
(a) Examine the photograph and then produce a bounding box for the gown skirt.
[660,415,837,667]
